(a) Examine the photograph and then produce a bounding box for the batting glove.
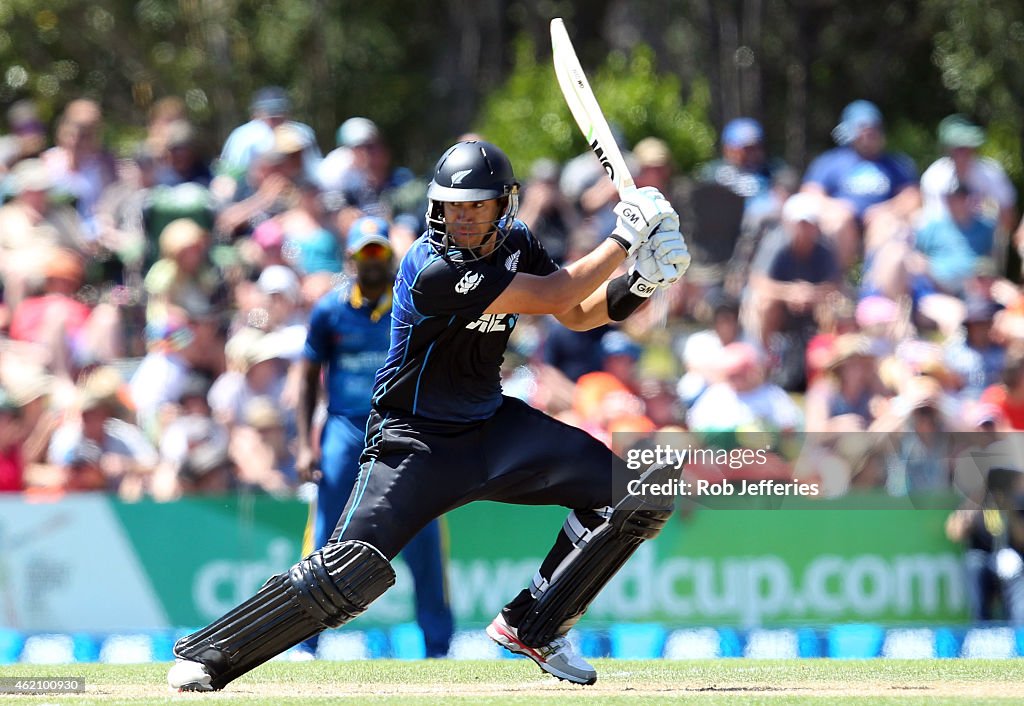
[609,186,679,256]
[631,228,691,290]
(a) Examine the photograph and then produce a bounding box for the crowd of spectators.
[0,89,1023,526]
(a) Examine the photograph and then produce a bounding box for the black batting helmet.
[426,140,520,259]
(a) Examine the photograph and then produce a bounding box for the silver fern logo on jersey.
[455,271,483,294]
[504,251,520,272]
[450,169,472,186]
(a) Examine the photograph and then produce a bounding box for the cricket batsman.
[169,139,690,690]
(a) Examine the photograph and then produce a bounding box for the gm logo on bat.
[589,138,616,181]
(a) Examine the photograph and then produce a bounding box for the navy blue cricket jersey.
[372,221,558,422]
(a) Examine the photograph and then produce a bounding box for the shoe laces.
[537,636,571,659]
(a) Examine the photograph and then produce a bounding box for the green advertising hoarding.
[442,500,966,628]
[112,496,309,628]
[0,494,966,632]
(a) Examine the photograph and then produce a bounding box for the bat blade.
[550,17,635,195]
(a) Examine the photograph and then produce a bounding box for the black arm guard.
[607,271,655,321]
[173,540,395,690]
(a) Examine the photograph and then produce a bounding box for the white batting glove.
[635,186,680,230]
[631,229,691,290]
[609,186,679,255]
[647,228,691,284]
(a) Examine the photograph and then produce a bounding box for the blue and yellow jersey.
[304,279,393,418]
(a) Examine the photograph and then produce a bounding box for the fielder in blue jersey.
[295,216,454,658]
[170,140,692,692]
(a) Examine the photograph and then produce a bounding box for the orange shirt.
[573,371,630,424]
[980,385,1024,429]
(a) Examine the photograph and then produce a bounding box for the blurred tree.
[0,0,447,165]
[475,38,716,177]
[926,0,1024,181]
[0,0,1017,186]
[610,0,951,172]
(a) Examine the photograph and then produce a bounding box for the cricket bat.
[551,17,675,300]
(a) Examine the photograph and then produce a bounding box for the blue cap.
[832,100,883,145]
[250,87,290,117]
[601,331,642,361]
[722,118,764,148]
[346,216,391,254]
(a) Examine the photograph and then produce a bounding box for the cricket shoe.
[486,613,597,685]
[167,658,214,692]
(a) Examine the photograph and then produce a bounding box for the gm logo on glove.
[618,205,641,226]
[629,277,657,297]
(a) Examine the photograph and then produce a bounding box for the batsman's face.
[444,199,502,254]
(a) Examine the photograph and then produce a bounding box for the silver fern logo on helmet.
[450,169,472,186]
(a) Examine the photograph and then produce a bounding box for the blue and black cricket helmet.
[426,140,520,258]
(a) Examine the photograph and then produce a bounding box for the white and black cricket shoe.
[167,658,214,692]
[486,613,597,685]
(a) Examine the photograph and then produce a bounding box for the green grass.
[1,659,1023,704]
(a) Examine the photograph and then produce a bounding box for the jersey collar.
[350,283,392,323]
